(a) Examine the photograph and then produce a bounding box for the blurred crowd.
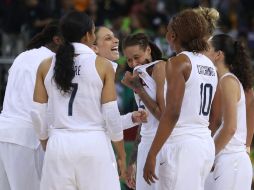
[0,0,254,113]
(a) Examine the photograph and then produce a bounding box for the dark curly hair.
[122,33,164,61]
[211,34,254,90]
[169,9,209,52]
[26,20,61,50]
[53,11,94,94]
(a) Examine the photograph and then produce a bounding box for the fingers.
[126,177,135,189]
[121,72,133,88]
[143,170,158,185]
[125,164,136,189]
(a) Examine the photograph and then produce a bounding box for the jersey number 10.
[199,83,213,116]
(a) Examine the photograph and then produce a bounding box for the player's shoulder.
[96,55,114,71]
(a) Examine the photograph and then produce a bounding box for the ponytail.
[211,34,254,90]
[53,11,94,94]
[232,41,254,90]
[54,42,75,93]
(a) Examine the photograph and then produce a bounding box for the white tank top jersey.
[171,51,218,136]
[134,60,167,139]
[45,43,106,131]
[214,73,247,153]
[0,47,54,149]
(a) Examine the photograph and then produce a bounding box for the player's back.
[172,51,218,136]
[45,51,105,130]
[1,47,54,122]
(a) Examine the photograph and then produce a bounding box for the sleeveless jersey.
[134,60,167,139]
[45,43,106,131]
[0,46,54,148]
[172,51,218,136]
[214,73,247,153]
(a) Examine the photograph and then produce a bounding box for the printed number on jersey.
[199,83,213,116]
[68,83,78,116]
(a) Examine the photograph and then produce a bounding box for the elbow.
[225,125,237,136]
[167,110,180,124]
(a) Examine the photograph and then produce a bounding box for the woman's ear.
[215,50,224,62]
[146,46,151,55]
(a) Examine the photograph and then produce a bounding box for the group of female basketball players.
[0,5,253,190]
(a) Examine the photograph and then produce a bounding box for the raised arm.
[122,61,166,120]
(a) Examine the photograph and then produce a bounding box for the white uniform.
[0,47,53,190]
[40,43,121,190]
[205,73,252,190]
[133,60,167,190]
[159,51,217,190]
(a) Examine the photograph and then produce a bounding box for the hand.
[117,157,127,180]
[121,71,143,92]
[125,163,136,189]
[143,153,158,185]
[132,109,148,124]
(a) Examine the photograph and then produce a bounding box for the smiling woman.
[92,26,120,62]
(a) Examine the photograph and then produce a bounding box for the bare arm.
[33,58,51,150]
[143,55,190,184]
[136,61,166,120]
[209,84,222,136]
[146,57,187,158]
[214,76,239,155]
[33,59,50,104]
[97,56,126,176]
[245,88,254,148]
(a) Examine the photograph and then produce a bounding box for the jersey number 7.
[68,83,78,116]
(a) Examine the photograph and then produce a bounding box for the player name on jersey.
[74,65,81,76]
[197,65,216,76]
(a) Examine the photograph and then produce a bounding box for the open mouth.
[111,47,119,53]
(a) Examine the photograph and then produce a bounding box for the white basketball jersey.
[45,44,105,130]
[214,73,247,153]
[172,51,218,136]
[134,60,167,138]
[1,47,54,121]
[0,46,54,148]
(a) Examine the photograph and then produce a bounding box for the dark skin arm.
[143,55,191,185]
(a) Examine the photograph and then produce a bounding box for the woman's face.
[92,27,119,61]
[123,45,151,68]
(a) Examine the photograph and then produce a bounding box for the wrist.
[118,152,126,159]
